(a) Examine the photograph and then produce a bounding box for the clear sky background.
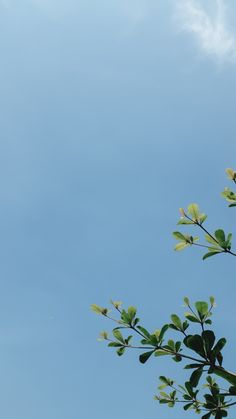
[0,0,236,418]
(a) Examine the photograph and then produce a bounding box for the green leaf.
[90,304,109,315]
[202,330,215,353]
[108,342,123,347]
[215,229,225,243]
[173,231,187,241]
[173,355,182,362]
[167,339,175,350]
[209,296,215,306]
[184,335,205,357]
[185,363,203,369]
[158,324,169,341]
[137,326,150,338]
[174,242,190,251]
[190,368,203,387]
[185,381,195,397]
[185,313,200,323]
[226,167,236,180]
[116,347,125,356]
[175,341,181,352]
[229,386,236,395]
[112,329,125,343]
[120,309,130,324]
[214,367,236,386]
[98,331,109,340]
[203,251,221,260]
[171,314,182,330]
[110,300,122,309]
[177,219,194,225]
[187,203,200,220]
[198,213,207,224]
[155,350,170,357]
[139,350,154,364]
[127,306,137,321]
[183,297,190,306]
[222,187,236,203]
[195,301,208,317]
[201,413,211,419]
[205,234,220,246]
[213,338,226,355]
[184,403,193,411]
[159,376,171,385]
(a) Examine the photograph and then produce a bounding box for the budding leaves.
[173,231,199,252]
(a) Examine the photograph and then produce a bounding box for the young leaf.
[226,168,236,180]
[174,242,190,251]
[205,235,220,246]
[195,301,208,317]
[171,314,182,330]
[127,306,137,322]
[183,297,190,306]
[90,304,109,315]
[187,203,200,220]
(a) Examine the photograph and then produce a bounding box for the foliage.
[92,168,236,418]
[173,168,236,260]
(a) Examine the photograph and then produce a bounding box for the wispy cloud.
[175,0,236,63]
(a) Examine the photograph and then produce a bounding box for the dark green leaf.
[201,413,211,419]
[202,330,215,352]
[213,338,227,355]
[159,324,169,341]
[184,403,193,411]
[185,381,194,397]
[203,251,221,260]
[229,386,236,395]
[139,350,154,364]
[173,355,182,362]
[184,335,205,357]
[185,363,203,369]
[190,368,203,387]
[116,347,125,356]
[108,342,123,347]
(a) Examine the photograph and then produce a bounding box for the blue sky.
[0,1,236,418]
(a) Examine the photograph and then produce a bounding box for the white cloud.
[175,0,236,63]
